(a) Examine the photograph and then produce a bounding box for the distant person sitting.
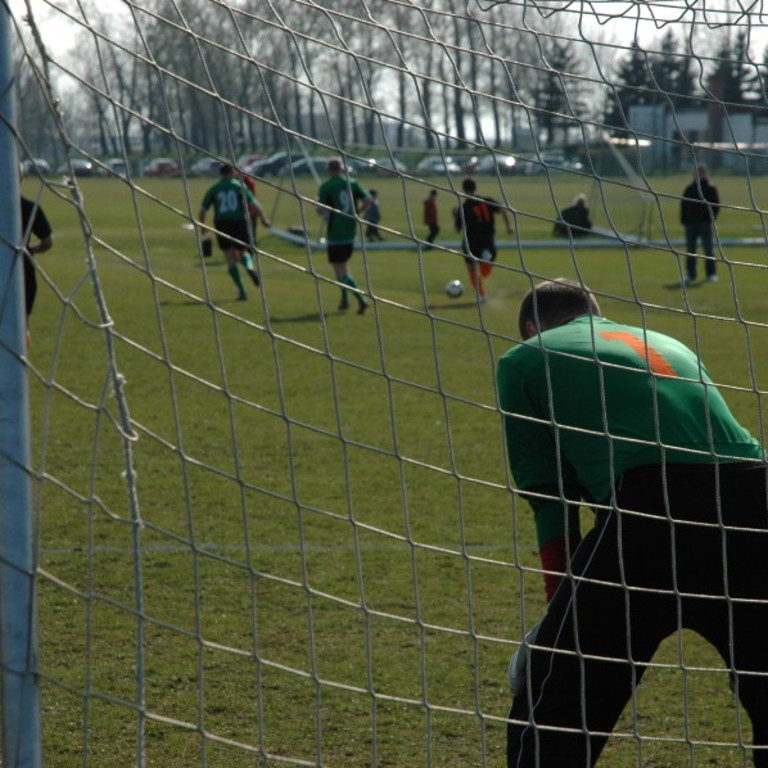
[553,194,592,238]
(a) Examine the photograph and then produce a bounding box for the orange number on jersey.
[599,331,678,377]
[473,202,492,223]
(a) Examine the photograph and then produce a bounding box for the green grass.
[19,169,768,766]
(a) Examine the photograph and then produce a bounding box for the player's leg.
[507,505,677,767]
[23,255,37,318]
[709,599,768,768]
[330,245,367,314]
[701,465,768,766]
[240,251,260,287]
[684,223,699,281]
[700,221,717,280]
[465,257,484,301]
[634,463,768,767]
[329,247,350,310]
[217,225,248,299]
[479,256,494,298]
[23,255,37,347]
[226,248,247,300]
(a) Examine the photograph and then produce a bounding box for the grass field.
[18,167,768,766]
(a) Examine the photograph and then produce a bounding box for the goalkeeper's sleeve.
[532,496,582,602]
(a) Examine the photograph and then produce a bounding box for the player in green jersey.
[199,164,270,301]
[316,157,372,314]
[498,278,768,767]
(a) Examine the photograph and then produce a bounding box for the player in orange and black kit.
[453,177,513,303]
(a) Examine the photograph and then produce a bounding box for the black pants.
[507,462,768,767]
[24,254,37,315]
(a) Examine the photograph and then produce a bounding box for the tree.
[604,41,653,132]
[649,29,697,107]
[707,29,753,104]
[531,36,588,147]
[747,42,768,102]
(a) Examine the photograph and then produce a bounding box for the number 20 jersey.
[497,315,763,505]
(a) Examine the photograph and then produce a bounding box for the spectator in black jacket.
[680,165,720,284]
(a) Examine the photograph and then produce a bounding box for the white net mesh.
[7,0,768,765]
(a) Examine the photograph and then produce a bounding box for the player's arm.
[528,493,582,602]
[316,192,330,219]
[500,206,514,235]
[29,209,53,255]
[497,350,582,602]
[29,235,52,255]
[248,199,271,228]
[356,185,373,215]
[198,192,212,227]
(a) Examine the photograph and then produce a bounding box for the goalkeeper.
[497,278,768,767]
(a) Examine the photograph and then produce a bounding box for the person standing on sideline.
[453,177,513,303]
[498,278,768,768]
[681,164,720,284]
[423,188,440,247]
[198,163,270,301]
[316,157,372,314]
[363,189,383,241]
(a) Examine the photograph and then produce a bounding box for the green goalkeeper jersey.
[200,178,254,223]
[497,316,763,521]
[317,175,370,244]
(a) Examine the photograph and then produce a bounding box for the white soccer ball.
[445,279,464,298]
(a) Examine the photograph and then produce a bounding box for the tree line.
[12,0,768,165]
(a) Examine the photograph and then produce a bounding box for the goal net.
[5,0,768,765]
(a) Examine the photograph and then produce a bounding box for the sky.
[8,1,768,65]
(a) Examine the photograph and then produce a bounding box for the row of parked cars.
[23,156,133,177]
[21,150,584,181]
[416,152,584,176]
[21,152,406,179]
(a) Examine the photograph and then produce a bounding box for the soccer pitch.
[23,171,768,766]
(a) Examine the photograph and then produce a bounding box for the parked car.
[342,157,370,175]
[288,157,331,176]
[364,157,408,175]
[144,157,180,176]
[104,158,129,177]
[190,157,221,176]
[236,153,266,169]
[21,158,51,176]
[522,154,584,175]
[246,151,304,177]
[57,158,95,177]
[415,155,461,175]
[470,153,518,175]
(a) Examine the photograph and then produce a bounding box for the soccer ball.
[445,279,464,298]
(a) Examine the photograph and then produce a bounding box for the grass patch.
[20,169,768,765]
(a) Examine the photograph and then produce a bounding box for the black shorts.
[215,219,250,253]
[507,461,768,768]
[327,243,354,264]
[464,242,496,265]
[24,254,36,315]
